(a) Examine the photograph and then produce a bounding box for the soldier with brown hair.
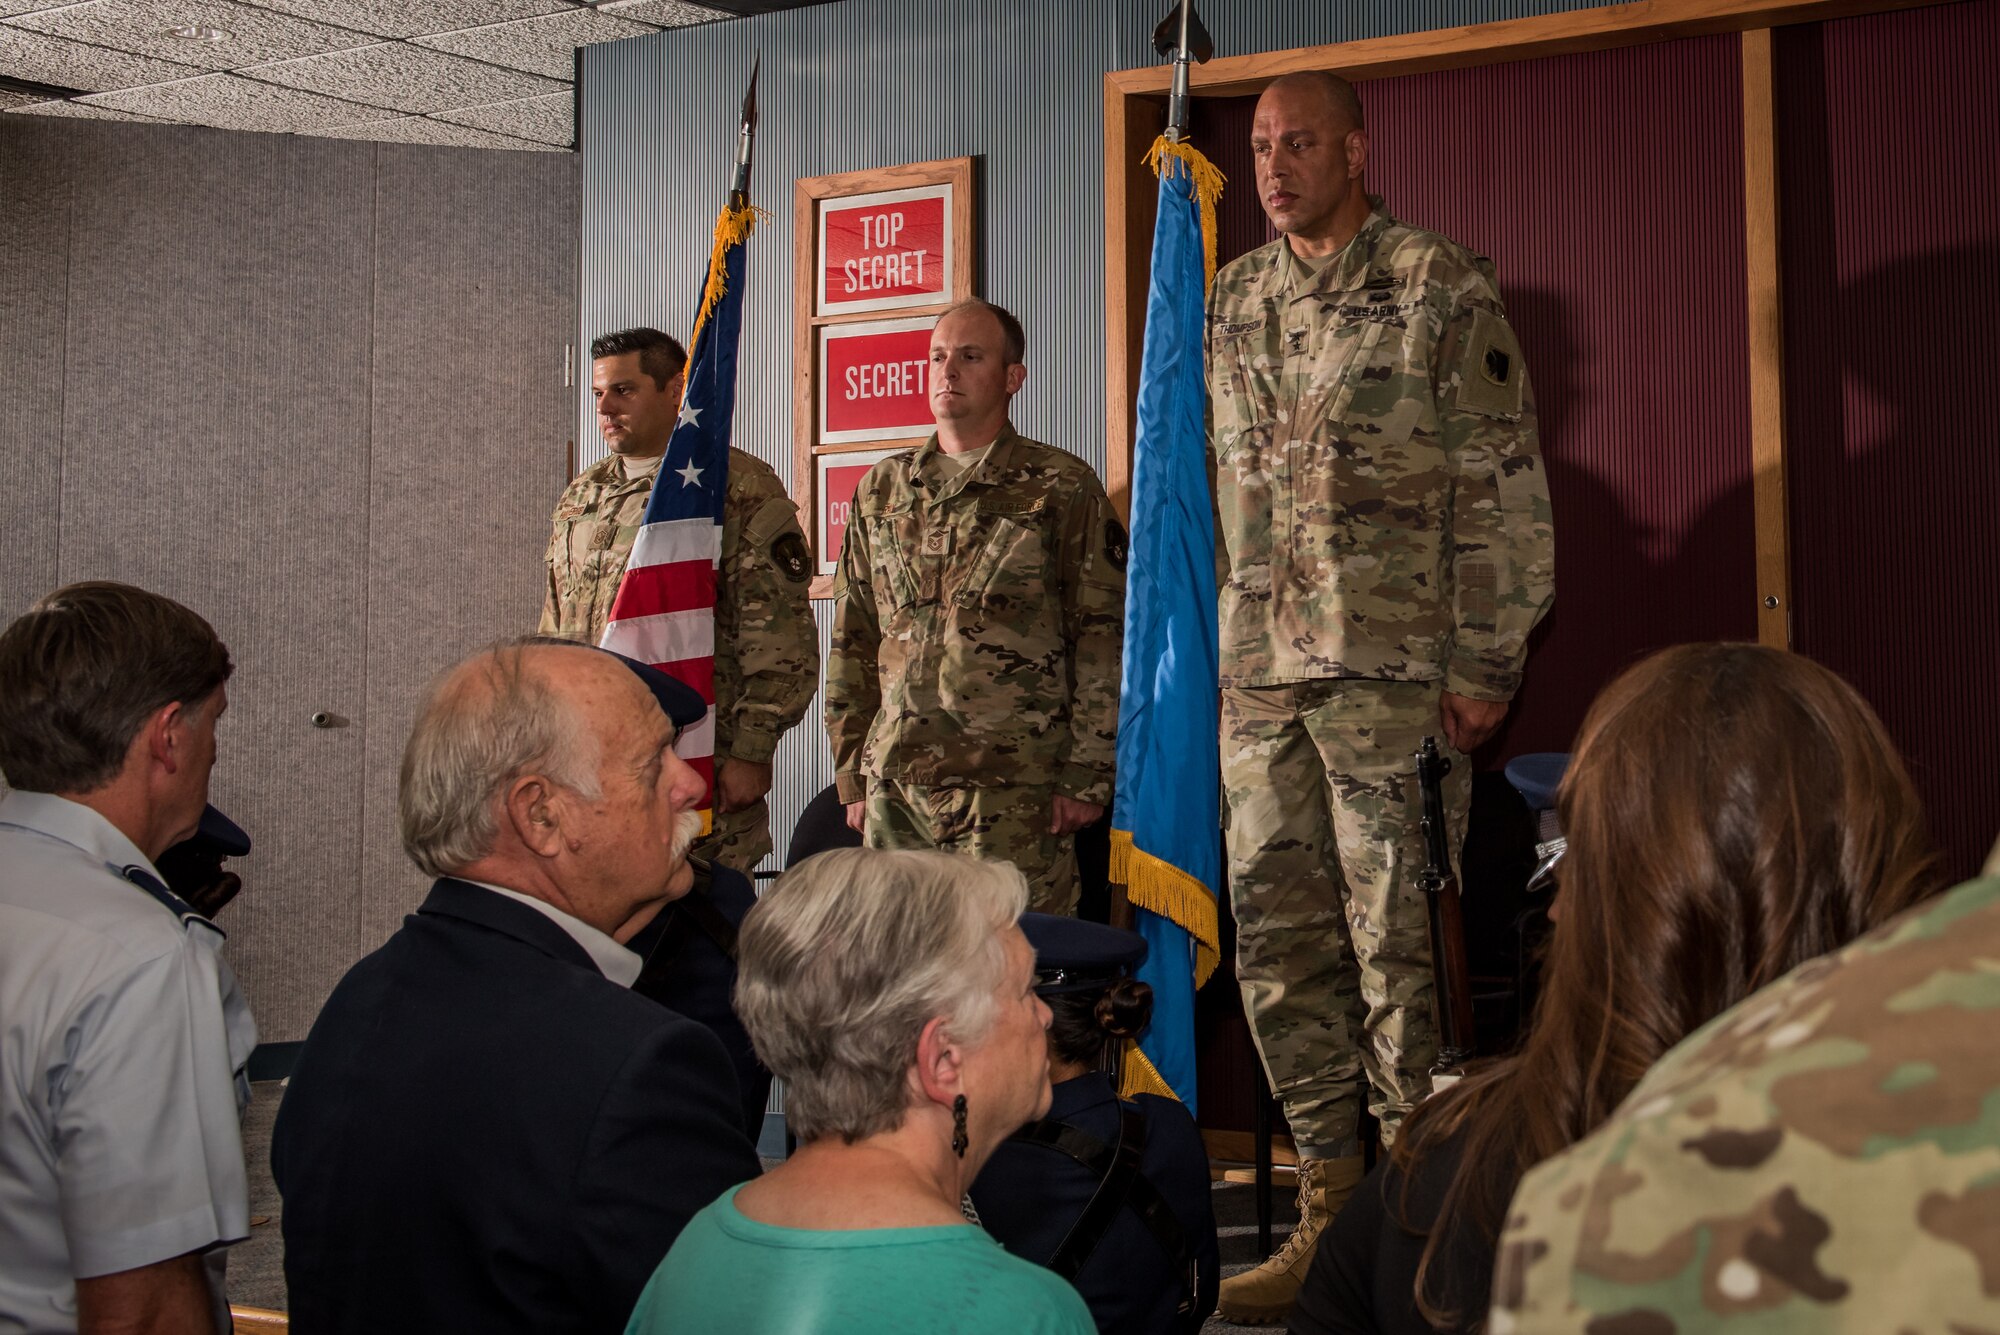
[1208,70,1557,1322]
[826,300,1125,916]
[541,326,819,873]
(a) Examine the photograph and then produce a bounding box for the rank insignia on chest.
[1286,328,1307,355]
[922,528,951,557]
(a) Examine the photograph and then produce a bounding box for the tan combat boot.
[1216,1154,1366,1325]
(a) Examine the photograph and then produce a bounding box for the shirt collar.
[0,789,164,886]
[463,879,642,987]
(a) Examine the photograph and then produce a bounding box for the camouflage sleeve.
[538,504,563,635]
[825,482,882,806]
[718,472,819,766]
[1434,266,1556,701]
[1054,468,1125,806]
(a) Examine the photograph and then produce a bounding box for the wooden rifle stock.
[1416,737,1476,1079]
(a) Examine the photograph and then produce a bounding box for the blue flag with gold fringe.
[1111,137,1225,1110]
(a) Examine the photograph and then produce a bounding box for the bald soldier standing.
[826,300,1124,916]
[542,327,819,872]
[1209,73,1555,1322]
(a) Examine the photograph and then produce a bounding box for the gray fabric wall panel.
[3,118,579,1041]
[579,0,1610,870]
[0,121,71,616]
[358,143,580,950]
[54,122,378,1041]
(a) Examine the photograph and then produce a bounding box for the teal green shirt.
[625,1184,1095,1334]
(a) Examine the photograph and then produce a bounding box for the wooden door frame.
[1103,0,1945,649]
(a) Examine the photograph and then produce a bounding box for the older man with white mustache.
[273,638,762,1335]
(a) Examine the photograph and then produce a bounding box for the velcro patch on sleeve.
[1454,308,1527,420]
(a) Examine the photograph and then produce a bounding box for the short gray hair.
[398,641,604,878]
[735,848,1028,1143]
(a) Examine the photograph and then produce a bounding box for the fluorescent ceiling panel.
[243,40,561,114]
[6,0,372,69]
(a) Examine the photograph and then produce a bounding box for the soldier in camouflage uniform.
[1209,72,1555,1322]
[1494,842,2000,1334]
[826,300,1124,916]
[542,327,818,873]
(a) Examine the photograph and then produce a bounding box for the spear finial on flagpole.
[1152,0,1212,142]
[729,53,759,209]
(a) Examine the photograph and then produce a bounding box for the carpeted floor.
[230,1082,1301,1333]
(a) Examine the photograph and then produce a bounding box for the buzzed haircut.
[591,327,688,391]
[1265,69,1366,131]
[0,581,233,794]
[938,299,1027,366]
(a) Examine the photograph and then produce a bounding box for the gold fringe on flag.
[1110,829,1220,989]
[688,201,769,351]
[1144,136,1226,291]
[1120,1039,1181,1102]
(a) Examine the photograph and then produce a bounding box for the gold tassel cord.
[1109,829,1220,989]
[1144,136,1226,291]
[688,201,770,353]
[1120,1041,1182,1102]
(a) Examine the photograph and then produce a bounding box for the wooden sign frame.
[794,156,976,599]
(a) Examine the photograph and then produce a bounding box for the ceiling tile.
[8,93,173,120]
[0,85,36,105]
[432,89,568,145]
[242,40,560,114]
[0,22,209,89]
[315,112,554,151]
[597,0,724,27]
[84,69,386,130]
[0,0,109,14]
[6,0,373,71]
[411,8,658,80]
[227,0,574,40]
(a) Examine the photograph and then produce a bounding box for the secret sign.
[816,184,953,316]
[819,317,935,444]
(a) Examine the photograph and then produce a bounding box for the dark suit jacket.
[970,1072,1221,1335]
[272,878,761,1335]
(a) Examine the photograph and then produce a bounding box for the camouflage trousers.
[1221,678,1471,1156]
[863,778,1079,916]
[691,798,772,875]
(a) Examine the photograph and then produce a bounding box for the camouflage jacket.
[540,447,818,764]
[1206,204,1555,696]
[826,428,1125,806]
[1493,871,2000,1332]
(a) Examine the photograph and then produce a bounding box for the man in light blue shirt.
[0,582,253,1335]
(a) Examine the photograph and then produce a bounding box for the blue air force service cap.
[1505,753,1571,892]
[1019,913,1148,996]
[607,651,708,731]
[194,804,252,857]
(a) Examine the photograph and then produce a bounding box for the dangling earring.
[951,1094,969,1158]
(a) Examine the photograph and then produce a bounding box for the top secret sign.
[817,183,953,316]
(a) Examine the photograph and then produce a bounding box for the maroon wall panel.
[1777,1,2000,882]
[1194,35,1757,768]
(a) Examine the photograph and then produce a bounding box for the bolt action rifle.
[1416,736,1476,1088]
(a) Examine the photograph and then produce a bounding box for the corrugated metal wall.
[1778,1,2000,882]
[578,0,1616,871]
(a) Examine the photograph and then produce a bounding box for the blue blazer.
[272,878,761,1335]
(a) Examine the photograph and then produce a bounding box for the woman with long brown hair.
[1287,642,1942,1335]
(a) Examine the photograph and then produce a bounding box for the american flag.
[599,227,750,830]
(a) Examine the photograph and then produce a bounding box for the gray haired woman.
[623,848,1094,1335]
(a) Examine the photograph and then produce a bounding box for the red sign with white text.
[817,185,951,315]
[819,319,934,444]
